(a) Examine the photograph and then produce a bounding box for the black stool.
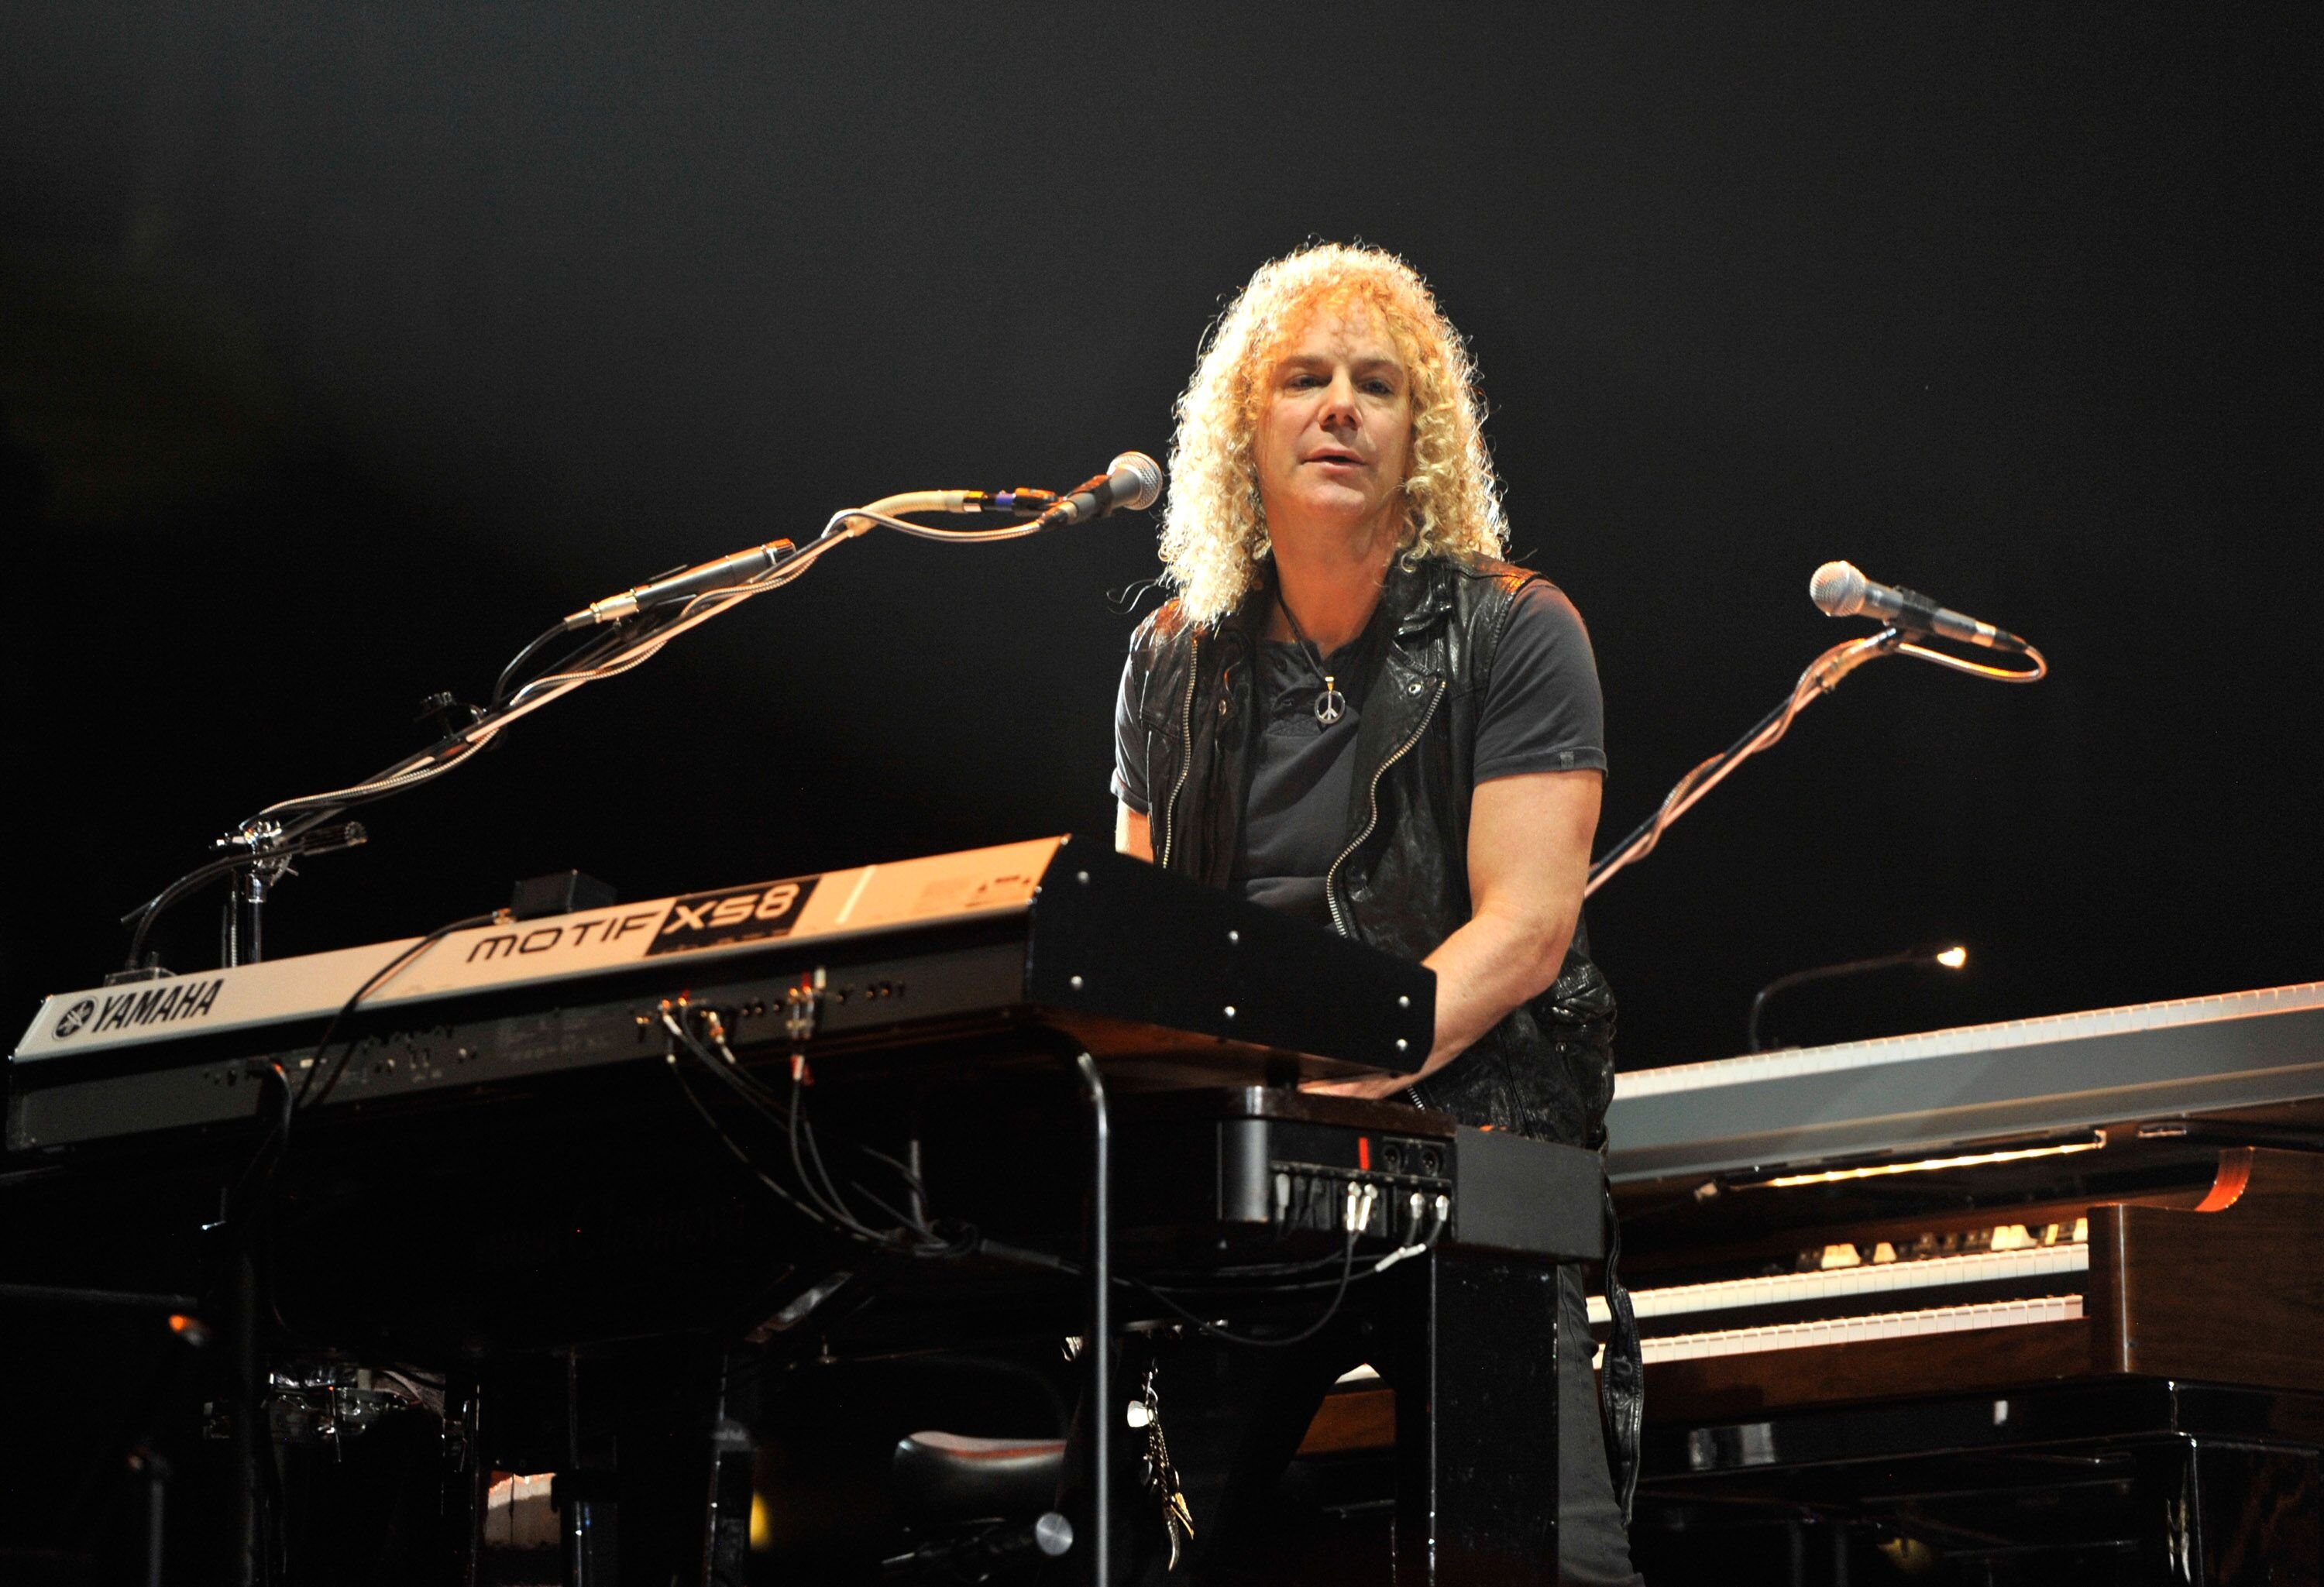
[883,1431,1074,1581]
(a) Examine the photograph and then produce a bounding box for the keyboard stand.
[1386,1249,1567,1585]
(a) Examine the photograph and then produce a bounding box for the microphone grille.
[1810,560,1868,618]
[1109,451,1165,513]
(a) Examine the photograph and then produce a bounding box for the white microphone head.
[1109,451,1164,513]
[1810,559,1869,618]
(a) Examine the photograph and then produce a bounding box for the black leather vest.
[1119,552,1620,1147]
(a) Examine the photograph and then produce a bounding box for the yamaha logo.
[51,978,227,1039]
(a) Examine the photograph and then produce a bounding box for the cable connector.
[962,488,1059,516]
[783,969,823,1043]
[1372,1190,1452,1274]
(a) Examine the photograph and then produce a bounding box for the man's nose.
[1319,372,1361,428]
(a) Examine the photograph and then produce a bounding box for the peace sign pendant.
[1315,677,1346,727]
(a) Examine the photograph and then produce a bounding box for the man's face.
[1252,304,1413,543]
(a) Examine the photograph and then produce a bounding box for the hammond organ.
[1599,984,2324,1580]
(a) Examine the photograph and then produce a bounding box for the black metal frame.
[1633,1379,2324,1581]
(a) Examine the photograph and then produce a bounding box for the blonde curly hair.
[1157,242,1508,624]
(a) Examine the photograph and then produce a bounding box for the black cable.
[664,1015,907,1248]
[121,853,253,971]
[665,1016,1026,1268]
[1130,1246,1369,1287]
[297,912,500,1114]
[788,1064,872,1235]
[853,1142,937,1214]
[678,1028,800,1128]
[490,609,671,706]
[667,1061,839,1228]
[490,619,575,706]
[1124,1228,1366,1349]
[731,1079,949,1245]
[837,1177,934,1240]
[663,1008,1401,1328]
[665,1028,949,1245]
[665,1015,850,1227]
[218,1062,296,1228]
[510,601,709,704]
[676,1057,1384,1310]
[702,1043,942,1223]
[204,909,504,1352]
[796,1097,860,1228]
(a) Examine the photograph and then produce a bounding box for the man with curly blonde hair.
[1109,244,1642,1582]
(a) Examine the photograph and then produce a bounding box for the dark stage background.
[5,5,2317,1068]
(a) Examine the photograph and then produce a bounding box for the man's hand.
[1303,1070,1419,1101]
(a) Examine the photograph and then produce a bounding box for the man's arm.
[1116,800,1153,861]
[1310,768,1600,1099]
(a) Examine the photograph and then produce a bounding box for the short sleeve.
[1111,651,1150,814]
[1472,580,1607,784]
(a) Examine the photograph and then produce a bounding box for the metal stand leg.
[229,1246,263,1587]
[701,1355,755,1587]
[548,1347,622,1587]
[222,864,272,967]
[1390,1249,1561,1585]
[127,1445,170,1587]
[556,1474,621,1587]
[1074,1052,1111,1587]
[442,1374,487,1587]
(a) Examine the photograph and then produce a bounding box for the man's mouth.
[1306,449,1363,466]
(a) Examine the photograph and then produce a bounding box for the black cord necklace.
[1277,599,1349,727]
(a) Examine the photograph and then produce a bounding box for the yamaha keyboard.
[3,838,1593,1587]
[8,835,1433,1152]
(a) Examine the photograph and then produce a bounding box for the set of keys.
[1129,1361,1195,1568]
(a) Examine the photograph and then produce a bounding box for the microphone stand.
[1586,621,2046,898]
[119,489,1061,974]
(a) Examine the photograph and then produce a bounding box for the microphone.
[1810,561,2028,653]
[564,541,797,629]
[1035,452,1164,529]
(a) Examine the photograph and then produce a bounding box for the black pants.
[1071,1264,1640,1585]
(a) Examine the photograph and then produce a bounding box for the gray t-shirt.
[1112,579,1606,928]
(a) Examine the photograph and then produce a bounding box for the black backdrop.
[5,4,2317,1067]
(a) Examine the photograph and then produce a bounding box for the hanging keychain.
[1136,1360,1195,1568]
